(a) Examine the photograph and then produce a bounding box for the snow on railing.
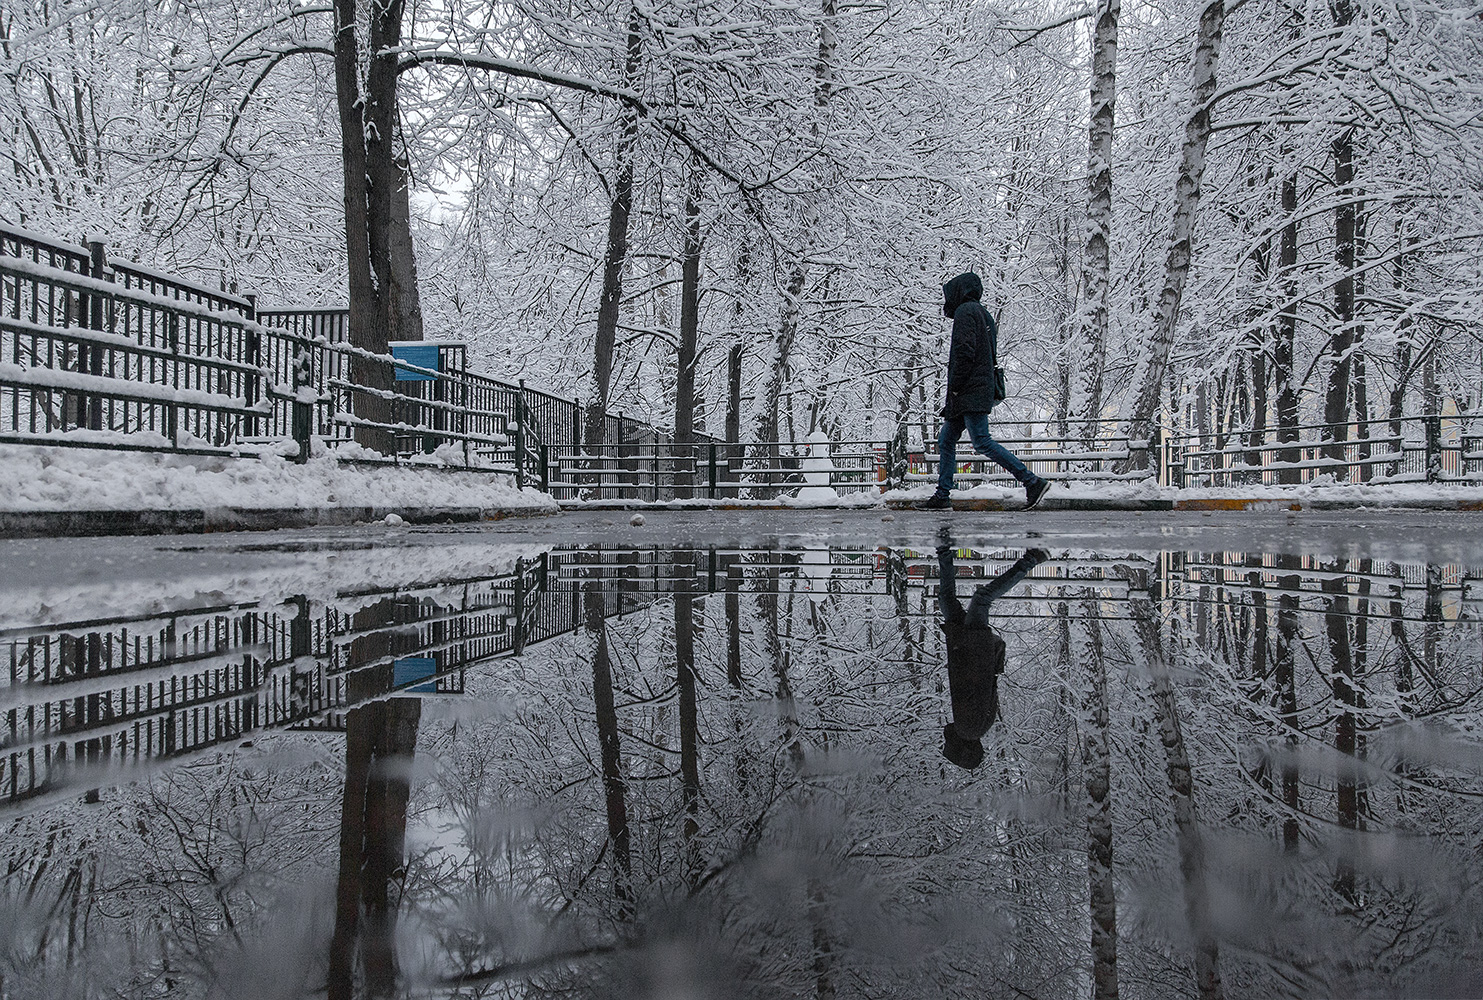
[0,228,621,482]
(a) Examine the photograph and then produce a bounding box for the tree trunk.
[725,342,743,497]
[1073,0,1120,447]
[1134,587,1223,999]
[1388,224,1417,477]
[328,598,422,1000]
[388,151,424,344]
[1274,554,1301,850]
[585,4,644,452]
[674,166,703,499]
[1244,239,1272,473]
[332,0,417,457]
[758,266,805,451]
[1274,173,1300,483]
[1352,204,1369,478]
[675,548,702,883]
[1076,604,1119,1000]
[1125,0,1226,465]
[1322,127,1357,477]
[755,0,835,457]
[585,576,633,914]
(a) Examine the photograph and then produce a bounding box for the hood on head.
[942,272,983,318]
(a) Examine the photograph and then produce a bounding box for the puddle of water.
[2,541,1481,997]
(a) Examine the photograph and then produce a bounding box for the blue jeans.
[936,412,1036,494]
[938,547,1042,625]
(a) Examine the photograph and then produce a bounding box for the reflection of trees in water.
[2,547,1480,998]
[1168,553,1483,995]
[328,596,424,1000]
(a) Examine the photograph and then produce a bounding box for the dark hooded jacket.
[941,272,999,418]
[942,610,1005,742]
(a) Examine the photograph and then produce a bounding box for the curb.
[0,505,558,539]
[1171,498,1483,512]
[565,497,1482,514]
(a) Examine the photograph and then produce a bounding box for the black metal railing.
[542,427,1154,501]
[7,223,1478,501]
[1169,415,1479,487]
[0,224,666,483]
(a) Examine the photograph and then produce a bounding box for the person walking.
[937,542,1048,769]
[917,272,1050,510]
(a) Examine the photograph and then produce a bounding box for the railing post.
[517,379,527,481]
[85,239,106,431]
[514,386,526,489]
[1426,413,1442,482]
[615,409,625,499]
[244,294,261,440]
[292,343,312,463]
[540,443,550,495]
[167,313,180,448]
[709,442,718,499]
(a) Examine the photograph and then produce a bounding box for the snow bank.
[0,443,558,514]
[882,476,1479,505]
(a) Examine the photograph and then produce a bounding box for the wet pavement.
[1,511,1480,998]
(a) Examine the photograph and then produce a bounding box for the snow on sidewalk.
[0,443,556,515]
[884,476,1482,508]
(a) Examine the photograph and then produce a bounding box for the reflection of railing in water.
[5,546,1478,805]
[0,554,595,803]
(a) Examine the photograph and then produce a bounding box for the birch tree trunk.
[1073,0,1120,448]
[1134,587,1224,1000]
[1074,601,1119,1000]
[1125,0,1226,466]
[755,0,835,453]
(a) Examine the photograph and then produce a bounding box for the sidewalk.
[4,443,1478,538]
[565,481,1483,513]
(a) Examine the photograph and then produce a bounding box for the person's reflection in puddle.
[937,542,1048,769]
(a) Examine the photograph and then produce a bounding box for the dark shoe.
[915,492,952,510]
[1024,478,1050,510]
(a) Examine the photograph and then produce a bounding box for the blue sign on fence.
[391,342,441,381]
[393,656,437,693]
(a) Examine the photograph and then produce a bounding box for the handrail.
[109,259,253,314]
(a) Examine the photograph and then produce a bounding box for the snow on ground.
[0,443,557,514]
